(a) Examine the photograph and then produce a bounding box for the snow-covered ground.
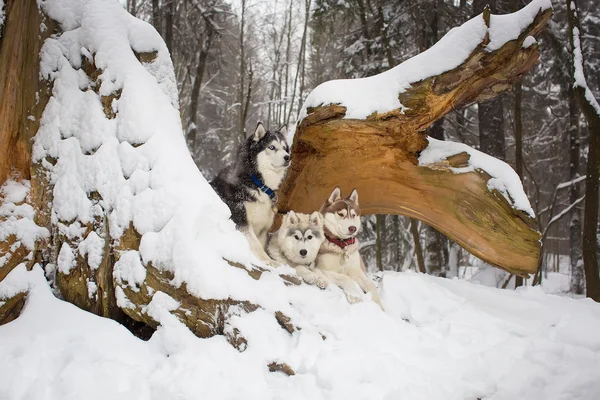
[2,265,600,400]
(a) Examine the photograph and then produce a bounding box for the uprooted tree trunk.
[1,1,550,341]
[278,6,551,277]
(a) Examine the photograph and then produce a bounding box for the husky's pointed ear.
[309,211,322,226]
[326,186,342,204]
[278,125,288,137]
[252,122,266,142]
[347,188,359,204]
[286,210,299,225]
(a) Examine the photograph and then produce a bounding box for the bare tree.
[567,0,600,301]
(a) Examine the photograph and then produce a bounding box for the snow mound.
[2,265,600,400]
[419,137,535,218]
[297,0,551,122]
[32,0,280,307]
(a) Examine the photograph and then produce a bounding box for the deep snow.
[1,265,600,400]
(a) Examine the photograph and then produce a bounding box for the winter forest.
[128,0,600,294]
[1,0,600,398]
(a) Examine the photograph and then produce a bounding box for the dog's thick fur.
[210,122,290,265]
[267,211,328,288]
[315,187,383,308]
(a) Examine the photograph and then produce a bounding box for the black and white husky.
[210,122,290,266]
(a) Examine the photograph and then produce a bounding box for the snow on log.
[279,0,552,277]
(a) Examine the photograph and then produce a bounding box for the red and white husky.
[315,187,383,309]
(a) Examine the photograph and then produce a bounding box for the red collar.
[326,235,356,249]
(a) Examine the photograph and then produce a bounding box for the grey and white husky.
[315,187,383,308]
[210,122,290,266]
[267,211,328,288]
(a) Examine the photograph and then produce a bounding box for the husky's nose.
[284,155,290,162]
[348,226,357,233]
[299,249,307,257]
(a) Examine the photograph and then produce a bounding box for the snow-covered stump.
[1,0,304,347]
[278,2,552,277]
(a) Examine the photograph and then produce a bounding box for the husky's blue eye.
[269,145,276,150]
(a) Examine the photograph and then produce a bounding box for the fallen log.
[278,3,551,276]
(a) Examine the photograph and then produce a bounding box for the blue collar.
[249,174,277,202]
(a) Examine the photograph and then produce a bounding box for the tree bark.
[0,0,52,185]
[0,0,56,323]
[567,0,600,302]
[277,6,551,277]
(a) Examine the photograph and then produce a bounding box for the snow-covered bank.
[1,265,599,400]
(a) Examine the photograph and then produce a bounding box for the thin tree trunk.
[474,0,505,162]
[513,82,524,288]
[188,24,215,149]
[376,215,384,271]
[152,0,160,32]
[282,2,292,125]
[513,75,524,287]
[568,86,584,294]
[393,215,401,270]
[128,0,138,17]
[356,0,372,59]
[238,0,246,142]
[567,0,600,302]
[164,0,174,53]
[376,0,394,69]
[241,63,253,140]
[410,219,426,274]
[286,0,311,126]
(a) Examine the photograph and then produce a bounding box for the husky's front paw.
[313,270,329,289]
[302,272,319,285]
[345,292,362,304]
[315,276,329,289]
[371,294,385,310]
[265,258,282,268]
